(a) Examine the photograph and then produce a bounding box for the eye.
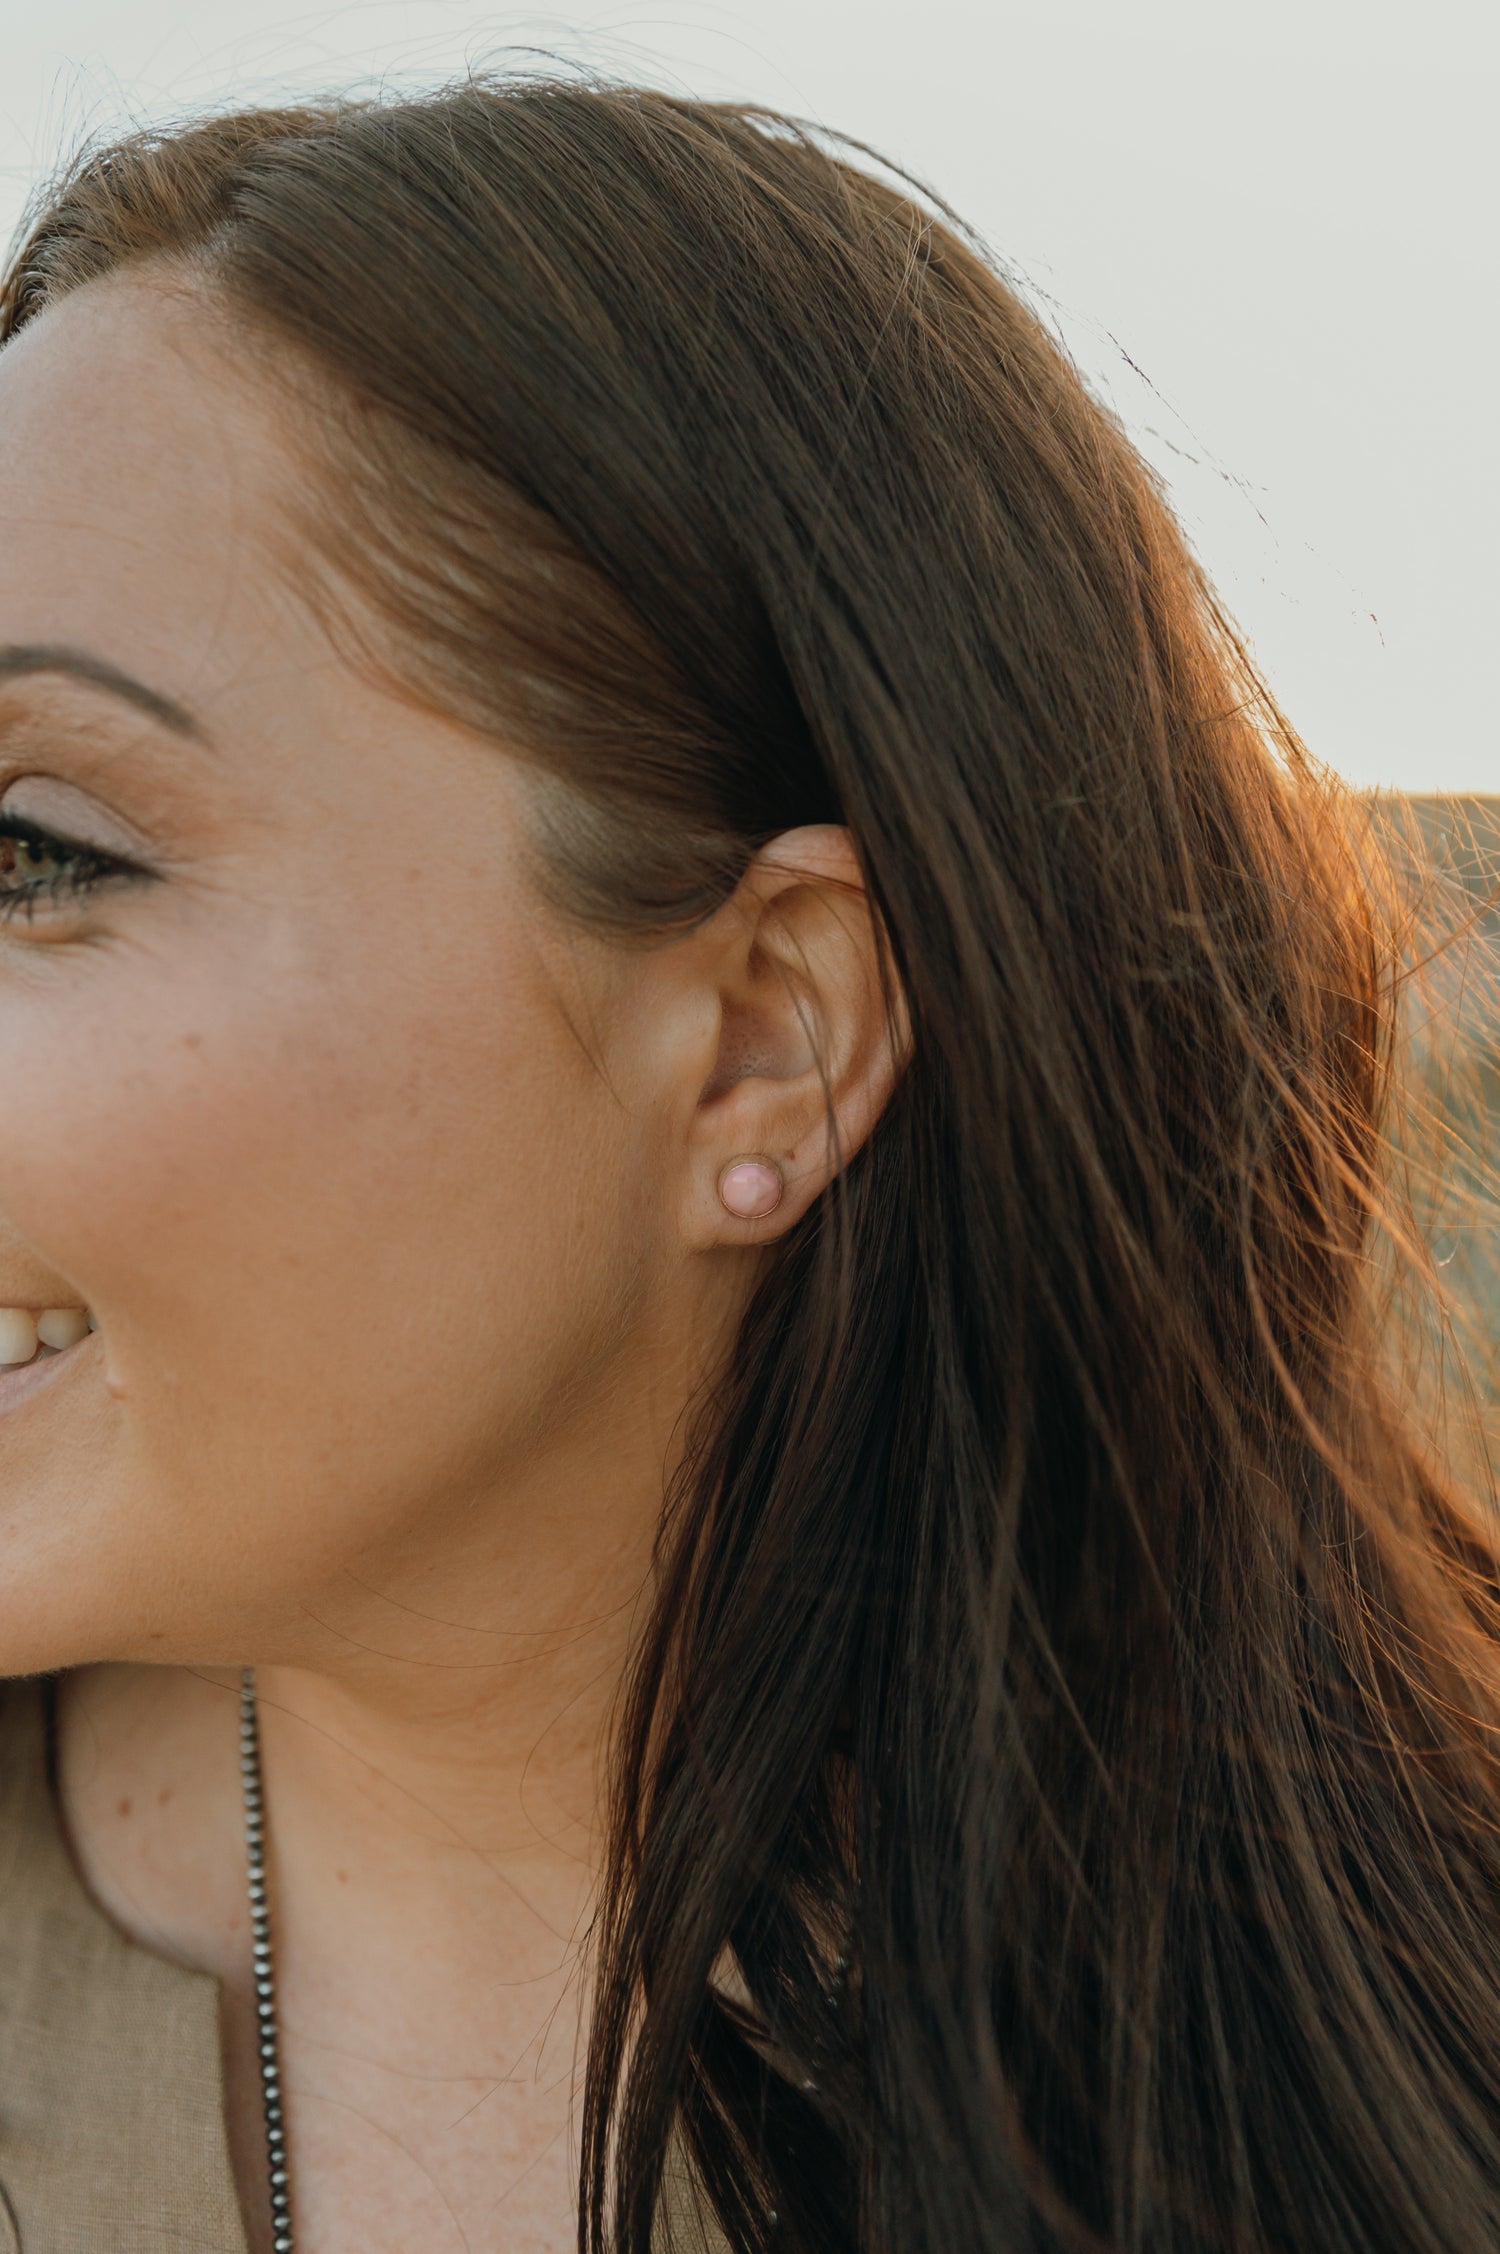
[0,813,138,923]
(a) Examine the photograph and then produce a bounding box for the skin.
[0,275,906,2252]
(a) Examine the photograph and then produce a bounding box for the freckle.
[335,1869,348,1884]
[182,1032,203,1050]
[116,1797,132,1819]
[157,1786,173,1807]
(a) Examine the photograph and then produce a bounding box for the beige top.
[0,1675,726,2253]
[0,1675,247,2251]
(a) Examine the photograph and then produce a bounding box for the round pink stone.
[719,1159,783,1217]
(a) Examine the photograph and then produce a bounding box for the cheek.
[0,913,649,1647]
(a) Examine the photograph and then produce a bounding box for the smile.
[0,1307,94,1364]
[0,1307,98,1415]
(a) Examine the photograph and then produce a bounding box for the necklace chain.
[239,1668,294,2253]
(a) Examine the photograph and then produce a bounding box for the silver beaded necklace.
[239,1668,294,2253]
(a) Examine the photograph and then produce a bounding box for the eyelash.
[0,814,139,923]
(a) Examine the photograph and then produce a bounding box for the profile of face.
[0,275,900,1687]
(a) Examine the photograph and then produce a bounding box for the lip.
[0,1333,99,1419]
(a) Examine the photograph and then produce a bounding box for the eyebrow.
[0,644,207,739]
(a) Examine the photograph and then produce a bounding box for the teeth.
[0,1306,93,1365]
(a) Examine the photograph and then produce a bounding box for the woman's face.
[0,275,749,1676]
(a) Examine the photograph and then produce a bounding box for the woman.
[0,71,1494,2254]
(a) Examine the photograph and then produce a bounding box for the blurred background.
[3,1,1499,1350]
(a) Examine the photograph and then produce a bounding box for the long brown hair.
[7,76,1500,2253]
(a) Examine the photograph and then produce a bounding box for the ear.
[681,825,912,1249]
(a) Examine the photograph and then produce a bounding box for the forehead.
[0,277,314,703]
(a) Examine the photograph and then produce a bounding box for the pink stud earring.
[717,1156,785,1219]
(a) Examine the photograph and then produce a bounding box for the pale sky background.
[0,0,1493,790]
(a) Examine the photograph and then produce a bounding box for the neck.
[54,1518,648,2001]
[53,1595,641,2252]
[48,1380,695,2251]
